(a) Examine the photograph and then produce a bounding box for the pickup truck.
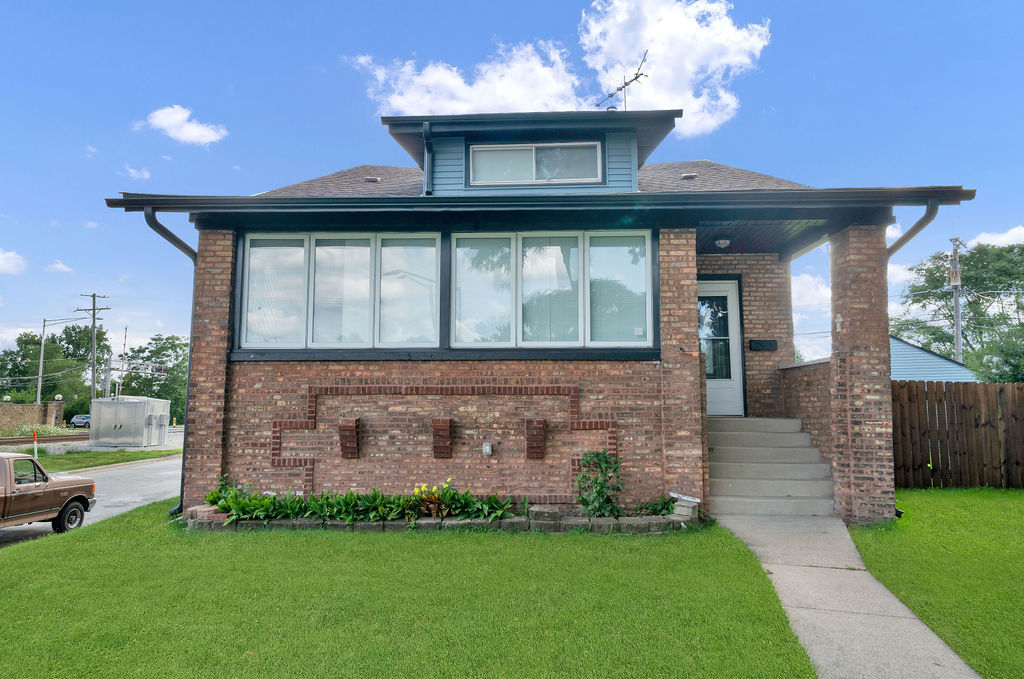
[0,452,96,533]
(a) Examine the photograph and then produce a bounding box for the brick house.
[107,110,973,522]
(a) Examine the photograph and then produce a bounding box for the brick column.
[659,229,706,500]
[183,229,235,508]
[829,224,894,522]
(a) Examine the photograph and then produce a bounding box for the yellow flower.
[413,488,420,494]
[432,486,438,492]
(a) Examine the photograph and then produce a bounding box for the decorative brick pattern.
[697,253,796,416]
[338,418,359,459]
[431,417,453,458]
[829,224,895,522]
[524,418,546,459]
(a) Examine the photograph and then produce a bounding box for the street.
[0,454,182,548]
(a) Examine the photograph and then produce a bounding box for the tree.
[890,242,1024,382]
[119,335,189,423]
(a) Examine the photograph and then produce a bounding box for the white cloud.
[885,223,902,242]
[118,273,130,284]
[0,295,3,306]
[49,220,61,227]
[794,334,830,361]
[0,249,28,275]
[968,225,1024,247]
[84,220,99,229]
[46,259,73,273]
[0,326,34,348]
[351,0,769,138]
[131,120,146,131]
[85,144,98,157]
[123,164,151,180]
[791,273,831,310]
[161,155,173,161]
[580,0,771,137]
[144,105,228,145]
[887,262,915,286]
[232,164,241,170]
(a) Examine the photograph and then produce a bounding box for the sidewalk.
[720,515,978,679]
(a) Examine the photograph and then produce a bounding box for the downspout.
[144,207,196,516]
[422,122,433,196]
[886,199,938,258]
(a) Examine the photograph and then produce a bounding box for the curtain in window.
[472,148,533,183]
[535,145,599,181]
[589,235,647,343]
[245,239,306,345]
[312,238,371,344]
[521,236,579,342]
[454,237,513,344]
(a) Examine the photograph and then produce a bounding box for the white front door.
[698,280,744,416]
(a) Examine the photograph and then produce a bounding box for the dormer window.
[469,142,602,185]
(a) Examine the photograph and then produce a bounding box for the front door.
[698,280,744,416]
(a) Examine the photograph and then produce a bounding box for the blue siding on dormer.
[429,133,638,196]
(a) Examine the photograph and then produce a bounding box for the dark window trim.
[231,229,661,362]
[697,273,747,416]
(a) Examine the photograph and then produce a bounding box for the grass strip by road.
[0,499,814,679]
[849,488,1024,679]
[15,447,181,472]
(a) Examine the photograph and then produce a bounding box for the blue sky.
[1,1,1021,358]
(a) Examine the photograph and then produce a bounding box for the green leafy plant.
[634,495,675,516]
[575,449,624,518]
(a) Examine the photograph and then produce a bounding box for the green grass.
[17,448,181,472]
[850,488,1024,678]
[0,500,814,679]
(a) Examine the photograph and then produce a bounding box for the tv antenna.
[595,49,648,111]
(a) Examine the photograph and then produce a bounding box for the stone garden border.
[184,502,698,535]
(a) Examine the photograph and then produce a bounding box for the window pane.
[472,147,533,183]
[521,236,579,342]
[698,296,729,338]
[245,239,306,345]
[701,338,732,379]
[454,237,512,344]
[536,145,599,181]
[589,235,647,343]
[312,239,371,344]
[379,238,438,344]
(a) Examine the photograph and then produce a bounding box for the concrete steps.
[707,417,835,517]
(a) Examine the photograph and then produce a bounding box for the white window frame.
[451,233,517,348]
[375,233,442,349]
[469,142,603,186]
[516,231,586,348]
[240,233,310,349]
[307,233,375,349]
[584,231,654,348]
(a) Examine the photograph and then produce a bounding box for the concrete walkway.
[720,515,978,679]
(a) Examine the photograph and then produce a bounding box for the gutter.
[143,208,196,516]
[422,122,433,196]
[887,199,939,258]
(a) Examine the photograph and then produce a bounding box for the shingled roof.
[257,160,808,198]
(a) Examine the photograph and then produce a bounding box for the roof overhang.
[381,109,682,168]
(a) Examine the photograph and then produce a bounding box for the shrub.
[634,495,675,516]
[574,449,624,518]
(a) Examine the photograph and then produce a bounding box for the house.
[890,335,978,382]
[107,110,974,522]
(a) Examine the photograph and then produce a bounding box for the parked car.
[0,453,96,532]
[69,414,90,428]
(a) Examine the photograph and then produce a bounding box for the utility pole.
[950,238,965,363]
[35,318,48,404]
[75,293,110,401]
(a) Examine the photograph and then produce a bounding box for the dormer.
[382,109,681,196]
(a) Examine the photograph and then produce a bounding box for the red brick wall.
[829,225,894,522]
[781,360,832,463]
[697,254,795,416]
[186,228,705,509]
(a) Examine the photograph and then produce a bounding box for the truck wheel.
[52,501,85,533]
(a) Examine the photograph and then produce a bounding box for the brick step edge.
[184,504,695,535]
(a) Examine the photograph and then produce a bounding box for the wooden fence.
[892,381,1024,489]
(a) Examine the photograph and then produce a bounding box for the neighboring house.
[107,110,974,522]
[890,335,978,382]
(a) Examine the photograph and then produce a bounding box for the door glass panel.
[699,295,732,380]
[454,237,513,344]
[521,236,580,343]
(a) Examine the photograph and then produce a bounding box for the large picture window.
[469,143,602,185]
[240,230,652,351]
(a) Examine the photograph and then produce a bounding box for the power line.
[75,293,110,401]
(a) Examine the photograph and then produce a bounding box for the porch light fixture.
[714,237,732,249]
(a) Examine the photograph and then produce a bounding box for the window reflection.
[379,238,438,344]
[454,237,512,344]
[246,239,306,345]
[521,236,579,342]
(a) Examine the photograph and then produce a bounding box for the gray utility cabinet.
[89,396,171,447]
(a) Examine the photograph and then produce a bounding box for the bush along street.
[195,461,691,534]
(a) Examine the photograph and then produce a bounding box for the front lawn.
[0,500,813,678]
[19,447,180,472]
[850,488,1024,679]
